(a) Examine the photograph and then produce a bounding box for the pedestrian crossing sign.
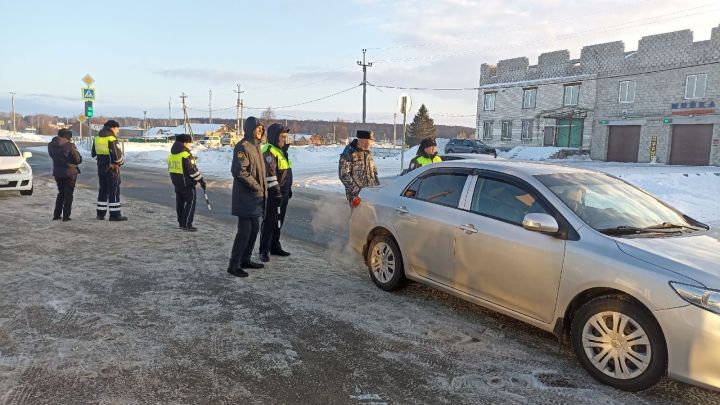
[82,87,96,101]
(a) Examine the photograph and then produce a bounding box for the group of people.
[47,118,443,278]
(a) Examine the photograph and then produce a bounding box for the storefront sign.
[649,135,657,162]
[670,100,716,116]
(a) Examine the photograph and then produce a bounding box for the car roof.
[428,159,599,176]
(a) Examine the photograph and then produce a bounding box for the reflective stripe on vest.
[94,135,117,155]
[416,155,442,166]
[261,144,292,169]
[168,150,191,174]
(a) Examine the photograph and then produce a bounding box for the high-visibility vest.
[261,144,292,169]
[415,155,442,166]
[167,150,191,174]
[94,135,117,155]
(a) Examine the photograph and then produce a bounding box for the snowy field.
[19,134,720,224]
[2,182,718,403]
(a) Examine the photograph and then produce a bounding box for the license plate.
[0,179,8,185]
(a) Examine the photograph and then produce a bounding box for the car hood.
[0,155,23,170]
[616,234,720,288]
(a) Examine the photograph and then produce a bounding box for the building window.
[685,74,707,99]
[484,92,496,111]
[563,84,580,106]
[619,80,635,103]
[521,120,533,141]
[483,121,493,140]
[522,88,537,109]
[501,121,512,141]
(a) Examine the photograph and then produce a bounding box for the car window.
[463,140,473,146]
[0,140,20,156]
[471,177,550,225]
[404,172,469,208]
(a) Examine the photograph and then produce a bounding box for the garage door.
[669,125,713,165]
[607,125,640,162]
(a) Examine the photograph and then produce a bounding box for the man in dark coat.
[167,134,206,231]
[91,120,126,221]
[228,117,267,277]
[339,129,379,205]
[48,128,82,221]
[258,123,293,262]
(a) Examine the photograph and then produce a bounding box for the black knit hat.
[174,134,193,143]
[356,130,374,140]
[58,128,73,139]
[420,137,437,150]
[104,120,120,128]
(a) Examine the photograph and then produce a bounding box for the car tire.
[570,295,667,392]
[446,149,454,154]
[471,150,478,154]
[20,186,33,196]
[366,235,406,291]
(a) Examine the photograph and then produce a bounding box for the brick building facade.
[476,25,720,165]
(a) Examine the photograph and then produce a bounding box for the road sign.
[599,119,609,125]
[398,93,412,115]
[79,114,87,123]
[82,74,95,86]
[662,117,673,124]
[85,101,94,118]
[0,120,4,126]
[81,87,96,101]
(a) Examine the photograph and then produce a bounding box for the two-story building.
[476,25,720,165]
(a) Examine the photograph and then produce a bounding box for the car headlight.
[670,282,720,315]
[17,161,31,174]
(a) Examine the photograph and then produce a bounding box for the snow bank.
[0,129,54,143]
[499,146,565,160]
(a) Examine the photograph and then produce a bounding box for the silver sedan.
[349,160,720,392]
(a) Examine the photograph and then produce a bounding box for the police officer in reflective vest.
[407,136,442,172]
[168,134,206,231]
[259,123,293,262]
[91,120,126,221]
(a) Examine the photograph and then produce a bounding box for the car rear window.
[0,140,20,156]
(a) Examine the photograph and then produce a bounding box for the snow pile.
[499,146,566,160]
[0,130,54,143]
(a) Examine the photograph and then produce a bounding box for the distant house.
[144,127,175,139]
[117,126,144,139]
[170,123,234,138]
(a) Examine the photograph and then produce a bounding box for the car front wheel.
[571,295,667,392]
[446,149,454,153]
[366,235,406,291]
[20,185,33,196]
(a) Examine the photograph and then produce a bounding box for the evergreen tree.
[406,104,436,147]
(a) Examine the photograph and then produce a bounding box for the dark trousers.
[53,175,77,220]
[97,166,121,218]
[230,217,260,266]
[175,186,196,228]
[259,195,289,253]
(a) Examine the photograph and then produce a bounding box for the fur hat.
[104,120,120,128]
[356,130,374,140]
[420,137,437,150]
[174,134,193,143]
[57,128,73,139]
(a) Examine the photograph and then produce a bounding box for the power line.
[244,84,360,110]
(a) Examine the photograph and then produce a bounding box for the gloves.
[200,180,207,190]
[288,189,293,199]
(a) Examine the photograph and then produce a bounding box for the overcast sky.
[1,0,718,126]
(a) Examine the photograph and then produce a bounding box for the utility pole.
[393,113,397,148]
[143,110,147,134]
[9,92,16,135]
[234,83,244,137]
[357,49,373,124]
[168,98,172,127]
[180,93,194,141]
[208,89,213,124]
[333,124,336,144]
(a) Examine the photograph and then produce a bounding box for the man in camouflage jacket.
[338,129,379,205]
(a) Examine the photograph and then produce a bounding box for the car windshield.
[0,140,20,156]
[535,172,696,234]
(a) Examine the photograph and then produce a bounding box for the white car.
[0,137,33,195]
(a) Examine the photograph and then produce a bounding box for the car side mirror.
[22,151,32,159]
[522,213,559,234]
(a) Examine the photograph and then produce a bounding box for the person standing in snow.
[167,134,206,232]
[258,123,293,263]
[338,129,379,205]
[91,120,126,221]
[227,117,267,277]
[48,128,82,221]
[406,136,441,172]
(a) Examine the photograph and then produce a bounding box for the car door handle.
[459,224,478,234]
[395,206,409,214]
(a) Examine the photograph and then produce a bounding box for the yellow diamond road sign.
[79,114,86,123]
[82,74,95,86]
